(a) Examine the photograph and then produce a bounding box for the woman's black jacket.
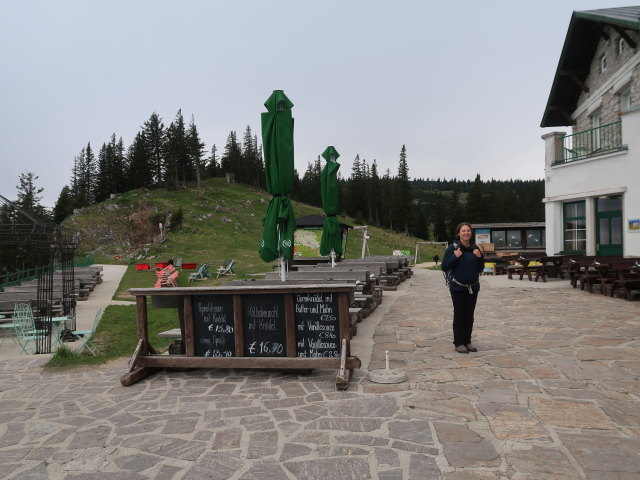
[441,238,485,292]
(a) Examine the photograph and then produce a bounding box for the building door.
[596,196,623,256]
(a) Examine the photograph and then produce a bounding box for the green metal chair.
[71,309,102,356]
[13,303,46,354]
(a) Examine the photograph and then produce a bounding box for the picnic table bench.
[504,254,542,280]
[592,259,640,299]
[533,255,567,282]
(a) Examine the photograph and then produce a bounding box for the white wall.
[543,109,640,256]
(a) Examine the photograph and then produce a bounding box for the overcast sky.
[2,0,638,207]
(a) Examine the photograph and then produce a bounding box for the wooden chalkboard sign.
[122,285,361,390]
[192,295,235,357]
[295,291,340,358]
[242,294,286,357]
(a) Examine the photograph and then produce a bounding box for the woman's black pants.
[450,290,478,346]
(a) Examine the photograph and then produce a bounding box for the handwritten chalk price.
[248,341,284,355]
[209,324,233,334]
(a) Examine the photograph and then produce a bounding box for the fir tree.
[164,110,189,187]
[394,144,412,234]
[186,116,206,188]
[142,112,166,185]
[206,144,218,178]
[127,132,153,188]
[220,131,242,180]
[465,174,484,222]
[53,185,74,224]
[16,171,48,219]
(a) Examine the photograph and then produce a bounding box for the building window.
[507,230,521,248]
[600,54,607,73]
[491,230,506,248]
[525,229,544,248]
[618,38,625,56]
[619,85,632,111]
[563,201,586,253]
[590,108,603,150]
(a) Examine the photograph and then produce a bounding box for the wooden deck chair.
[72,308,103,356]
[188,263,210,283]
[154,265,176,288]
[216,259,236,278]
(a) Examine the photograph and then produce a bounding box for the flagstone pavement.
[0,266,639,479]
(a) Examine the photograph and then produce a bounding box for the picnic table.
[533,255,566,282]
[593,259,640,299]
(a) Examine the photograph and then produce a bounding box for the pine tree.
[465,174,485,222]
[394,145,413,234]
[16,171,48,219]
[128,132,153,189]
[186,116,206,188]
[164,110,189,187]
[142,112,166,185]
[220,131,242,180]
[369,160,382,226]
[70,144,97,207]
[53,185,74,224]
[206,144,218,178]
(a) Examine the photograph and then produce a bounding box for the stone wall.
[574,26,640,133]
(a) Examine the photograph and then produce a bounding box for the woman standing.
[441,222,484,353]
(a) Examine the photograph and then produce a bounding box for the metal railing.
[0,257,92,291]
[560,121,624,164]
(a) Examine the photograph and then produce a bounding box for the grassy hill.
[65,178,441,300]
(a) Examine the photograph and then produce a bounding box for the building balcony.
[555,121,625,165]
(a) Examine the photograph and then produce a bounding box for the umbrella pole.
[331,249,336,268]
[279,255,286,282]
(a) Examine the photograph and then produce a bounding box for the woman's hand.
[454,248,462,258]
[472,248,482,258]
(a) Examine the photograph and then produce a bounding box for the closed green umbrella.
[319,146,342,264]
[259,90,296,278]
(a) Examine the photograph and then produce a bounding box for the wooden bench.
[598,259,640,299]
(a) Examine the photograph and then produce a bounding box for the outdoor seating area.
[0,266,106,353]
[0,266,103,318]
[236,255,412,336]
[495,252,640,300]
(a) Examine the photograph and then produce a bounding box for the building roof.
[471,222,545,229]
[540,6,640,128]
[296,214,352,229]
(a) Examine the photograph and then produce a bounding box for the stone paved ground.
[0,268,639,479]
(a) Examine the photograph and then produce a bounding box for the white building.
[541,6,640,257]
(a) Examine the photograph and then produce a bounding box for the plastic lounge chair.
[71,309,103,356]
[216,259,236,278]
[188,264,210,283]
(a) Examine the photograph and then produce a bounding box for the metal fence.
[560,121,623,163]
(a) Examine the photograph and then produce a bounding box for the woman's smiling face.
[459,225,472,243]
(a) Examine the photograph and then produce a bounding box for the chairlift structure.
[0,195,78,353]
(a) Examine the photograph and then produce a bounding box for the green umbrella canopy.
[259,90,296,263]
[319,146,342,257]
